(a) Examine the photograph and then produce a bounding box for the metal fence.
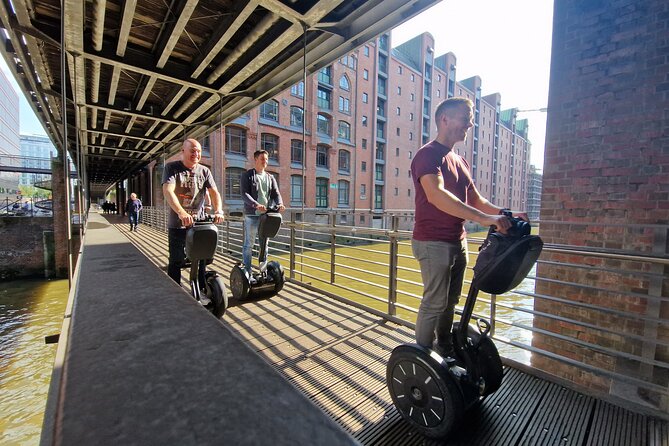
[140,206,669,416]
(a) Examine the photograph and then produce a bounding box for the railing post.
[290,211,296,280]
[330,215,336,284]
[490,293,497,336]
[387,215,399,317]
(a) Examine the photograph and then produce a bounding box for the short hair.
[254,149,269,159]
[434,97,473,121]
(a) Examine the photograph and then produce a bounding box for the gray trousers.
[412,238,468,352]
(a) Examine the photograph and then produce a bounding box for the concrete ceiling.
[0,0,439,194]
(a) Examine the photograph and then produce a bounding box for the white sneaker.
[200,295,211,306]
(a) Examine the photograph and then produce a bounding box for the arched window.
[290,175,303,204]
[225,126,247,155]
[338,149,350,173]
[260,133,279,161]
[337,121,351,140]
[338,180,350,205]
[339,75,350,90]
[225,167,244,200]
[317,113,331,136]
[260,99,278,121]
[290,139,303,164]
[316,144,329,168]
[290,106,303,127]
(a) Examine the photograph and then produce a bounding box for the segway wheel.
[453,323,504,396]
[266,261,284,295]
[386,344,463,439]
[205,272,228,318]
[229,265,250,300]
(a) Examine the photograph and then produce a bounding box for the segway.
[184,216,228,318]
[229,207,285,300]
[386,212,543,439]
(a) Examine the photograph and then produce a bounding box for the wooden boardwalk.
[115,220,668,445]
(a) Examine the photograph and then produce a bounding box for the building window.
[290,175,303,204]
[317,87,331,110]
[374,185,383,209]
[397,86,401,95]
[337,121,351,140]
[225,126,247,155]
[409,112,414,121]
[362,93,368,103]
[362,138,367,150]
[225,167,244,199]
[396,147,400,156]
[316,178,328,208]
[290,106,303,127]
[260,100,278,121]
[318,65,332,84]
[338,180,350,205]
[410,93,415,102]
[396,127,400,136]
[364,46,370,57]
[394,187,398,196]
[201,134,211,157]
[378,77,387,96]
[411,74,415,82]
[360,183,366,198]
[409,131,413,141]
[291,81,304,97]
[396,107,400,116]
[398,66,403,75]
[408,150,413,159]
[338,149,351,172]
[361,161,367,172]
[363,69,369,80]
[437,89,441,98]
[260,133,279,161]
[376,121,385,139]
[362,116,368,127]
[437,74,442,81]
[338,96,350,113]
[317,113,331,136]
[291,139,303,164]
[339,75,350,90]
[375,164,384,181]
[316,144,329,168]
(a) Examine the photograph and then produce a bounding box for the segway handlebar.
[491,210,531,238]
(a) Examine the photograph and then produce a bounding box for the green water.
[0,279,69,445]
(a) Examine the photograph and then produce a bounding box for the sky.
[1,0,553,169]
[392,0,554,170]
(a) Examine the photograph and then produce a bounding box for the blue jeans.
[243,215,268,274]
[128,211,139,228]
[411,239,468,353]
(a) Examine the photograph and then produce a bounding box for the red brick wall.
[0,217,53,279]
[534,0,669,413]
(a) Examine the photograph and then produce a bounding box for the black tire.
[229,264,250,300]
[386,344,464,439]
[205,272,228,318]
[452,323,503,396]
[266,261,284,295]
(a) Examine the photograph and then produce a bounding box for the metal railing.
[0,197,53,216]
[140,206,669,416]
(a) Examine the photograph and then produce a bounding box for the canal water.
[0,278,69,445]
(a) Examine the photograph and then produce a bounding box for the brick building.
[152,32,536,230]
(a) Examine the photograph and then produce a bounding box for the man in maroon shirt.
[410,97,527,358]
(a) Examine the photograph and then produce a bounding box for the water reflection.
[0,279,68,445]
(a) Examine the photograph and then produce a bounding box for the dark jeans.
[128,211,139,228]
[168,228,205,286]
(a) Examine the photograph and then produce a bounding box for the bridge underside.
[0,0,439,195]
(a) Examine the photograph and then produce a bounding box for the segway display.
[230,208,285,300]
[386,213,543,439]
[184,218,228,318]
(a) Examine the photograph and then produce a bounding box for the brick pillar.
[51,156,70,278]
[533,0,668,413]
